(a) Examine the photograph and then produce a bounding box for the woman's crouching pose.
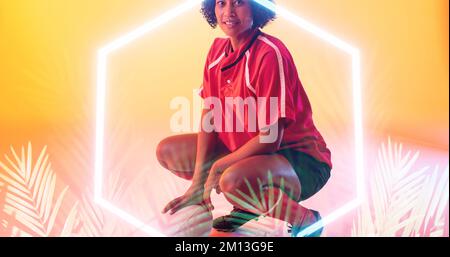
[158,0,332,237]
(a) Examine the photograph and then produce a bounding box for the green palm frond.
[352,137,449,237]
[221,171,291,237]
[0,142,69,236]
[154,170,288,237]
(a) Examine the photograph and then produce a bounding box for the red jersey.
[199,29,332,169]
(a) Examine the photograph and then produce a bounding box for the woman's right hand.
[162,184,206,215]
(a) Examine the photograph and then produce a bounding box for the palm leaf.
[60,201,81,236]
[352,137,449,236]
[219,171,290,237]
[47,118,150,236]
[74,165,140,236]
[401,165,449,236]
[0,180,13,236]
[0,142,69,236]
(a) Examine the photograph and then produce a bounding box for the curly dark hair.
[200,0,276,29]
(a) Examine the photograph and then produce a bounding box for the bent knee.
[156,139,167,168]
[156,137,176,169]
[219,167,247,194]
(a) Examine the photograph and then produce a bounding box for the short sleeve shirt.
[199,29,332,169]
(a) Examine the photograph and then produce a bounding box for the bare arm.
[202,119,286,206]
[162,109,221,214]
[190,109,221,188]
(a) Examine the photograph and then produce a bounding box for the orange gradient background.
[1,0,448,149]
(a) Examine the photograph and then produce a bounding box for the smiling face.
[215,0,254,40]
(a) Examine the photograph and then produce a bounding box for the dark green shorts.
[277,148,331,201]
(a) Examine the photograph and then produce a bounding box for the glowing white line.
[96,198,166,236]
[352,51,365,202]
[254,0,364,237]
[297,199,362,237]
[95,0,202,236]
[254,0,357,54]
[101,0,203,54]
[95,0,364,237]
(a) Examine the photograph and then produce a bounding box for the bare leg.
[156,133,230,180]
[219,154,316,227]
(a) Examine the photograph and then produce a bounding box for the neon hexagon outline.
[95,0,364,237]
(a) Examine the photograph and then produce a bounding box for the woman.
[157,0,332,237]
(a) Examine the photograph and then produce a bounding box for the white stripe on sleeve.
[257,36,286,118]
